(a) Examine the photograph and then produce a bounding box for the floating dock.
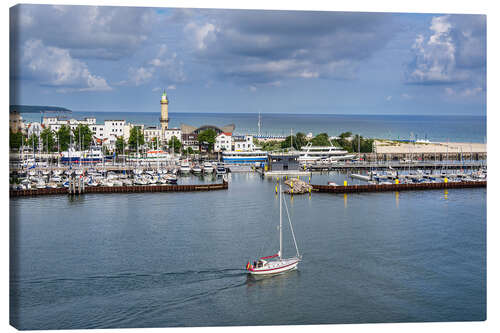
[308,161,485,172]
[312,180,486,194]
[10,181,229,197]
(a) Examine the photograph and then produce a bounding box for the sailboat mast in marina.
[246,181,301,275]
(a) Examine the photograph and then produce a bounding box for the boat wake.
[12,268,250,329]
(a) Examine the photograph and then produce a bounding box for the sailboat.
[246,182,301,275]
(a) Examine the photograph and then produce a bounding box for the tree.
[72,124,93,150]
[148,137,158,149]
[9,130,24,150]
[281,136,293,149]
[115,136,125,154]
[168,136,182,153]
[295,132,308,149]
[330,132,354,152]
[57,125,71,151]
[128,126,145,149]
[260,140,282,151]
[281,132,309,150]
[27,134,39,151]
[311,133,331,146]
[40,128,56,152]
[197,129,217,152]
[339,131,352,139]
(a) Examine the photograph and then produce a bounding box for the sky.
[9,5,486,115]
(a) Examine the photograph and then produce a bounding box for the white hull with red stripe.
[248,258,300,275]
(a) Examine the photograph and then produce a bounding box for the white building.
[27,122,43,138]
[102,120,125,140]
[214,132,232,152]
[164,128,182,144]
[233,135,256,151]
[38,115,181,152]
[43,116,97,132]
[144,126,161,143]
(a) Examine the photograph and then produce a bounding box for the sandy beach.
[374,140,487,154]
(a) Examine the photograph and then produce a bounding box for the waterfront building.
[233,135,256,151]
[181,124,235,136]
[26,122,43,138]
[182,133,199,151]
[43,116,126,149]
[101,120,125,140]
[215,132,232,152]
[123,123,143,141]
[10,110,25,134]
[43,116,97,132]
[268,152,300,172]
[164,128,182,144]
[181,124,236,152]
[144,126,161,143]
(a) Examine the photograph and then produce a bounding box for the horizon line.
[34,110,487,117]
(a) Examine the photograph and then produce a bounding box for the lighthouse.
[160,90,169,136]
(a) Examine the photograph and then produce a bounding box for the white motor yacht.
[203,161,214,174]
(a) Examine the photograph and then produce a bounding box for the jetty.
[10,180,229,197]
[311,180,486,194]
[307,160,485,172]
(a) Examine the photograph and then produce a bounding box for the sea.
[10,172,486,329]
[20,111,487,143]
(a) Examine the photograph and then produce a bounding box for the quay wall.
[312,181,486,194]
[10,181,228,197]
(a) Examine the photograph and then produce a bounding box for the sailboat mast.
[279,181,282,259]
[258,112,261,138]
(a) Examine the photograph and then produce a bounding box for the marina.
[10,172,486,329]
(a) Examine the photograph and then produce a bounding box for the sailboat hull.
[248,258,300,275]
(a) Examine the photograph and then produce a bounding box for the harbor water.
[10,173,486,329]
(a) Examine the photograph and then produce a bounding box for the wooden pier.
[10,181,229,197]
[311,180,486,194]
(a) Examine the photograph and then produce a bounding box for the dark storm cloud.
[177,9,396,85]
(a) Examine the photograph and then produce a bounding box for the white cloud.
[462,86,482,97]
[184,22,217,51]
[445,86,482,97]
[407,16,459,83]
[148,47,186,83]
[119,46,186,87]
[406,15,485,85]
[401,93,412,99]
[127,66,154,86]
[167,85,176,90]
[21,39,111,92]
[385,95,392,101]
